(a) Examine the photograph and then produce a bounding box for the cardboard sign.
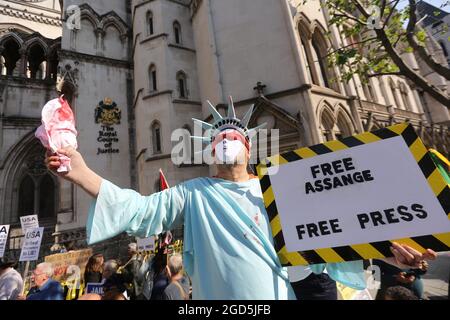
[137,236,155,252]
[85,283,104,295]
[20,215,39,233]
[0,225,10,258]
[257,123,450,266]
[19,227,44,262]
[44,248,93,283]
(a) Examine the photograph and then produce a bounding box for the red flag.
[159,169,169,191]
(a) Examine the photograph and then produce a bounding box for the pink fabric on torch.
[35,96,78,173]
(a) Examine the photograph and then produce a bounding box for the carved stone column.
[95,28,105,56]
[18,48,27,77]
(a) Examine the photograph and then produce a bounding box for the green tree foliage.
[311,0,450,107]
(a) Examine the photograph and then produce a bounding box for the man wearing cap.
[0,257,23,300]
[46,97,437,300]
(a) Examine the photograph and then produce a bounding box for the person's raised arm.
[46,147,102,198]
[46,146,186,245]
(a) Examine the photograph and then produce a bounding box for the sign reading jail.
[19,227,44,262]
[0,225,10,258]
[257,123,450,266]
[86,283,104,295]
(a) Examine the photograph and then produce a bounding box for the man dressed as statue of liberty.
[46,97,437,300]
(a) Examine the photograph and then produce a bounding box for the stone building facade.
[1,0,449,256]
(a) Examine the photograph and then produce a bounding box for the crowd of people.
[0,238,192,301]
[1,247,445,300]
[1,99,447,301]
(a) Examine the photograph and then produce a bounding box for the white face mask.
[215,139,246,164]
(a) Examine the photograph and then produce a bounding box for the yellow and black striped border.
[256,123,450,266]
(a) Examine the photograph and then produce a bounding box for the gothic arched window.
[39,174,56,219]
[389,78,401,109]
[311,29,340,92]
[311,40,329,88]
[27,43,46,79]
[363,79,376,102]
[173,21,182,44]
[149,64,157,92]
[320,107,335,142]
[151,121,162,154]
[439,40,448,57]
[18,173,56,221]
[18,175,35,217]
[2,38,21,76]
[147,11,154,36]
[399,82,411,111]
[336,111,353,139]
[176,71,187,98]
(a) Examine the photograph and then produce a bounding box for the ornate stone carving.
[57,62,79,88]
[0,6,61,26]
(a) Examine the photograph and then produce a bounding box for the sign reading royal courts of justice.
[95,98,121,155]
[257,123,450,266]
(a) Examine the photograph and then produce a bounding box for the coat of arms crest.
[95,98,121,125]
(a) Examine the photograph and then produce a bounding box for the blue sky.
[397,0,449,12]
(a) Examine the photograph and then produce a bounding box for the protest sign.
[0,225,10,258]
[20,215,39,233]
[257,123,450,265]
[44,248,93,283]
[137,236,155,252]
[19,227,44,262]
[85,283,104,295]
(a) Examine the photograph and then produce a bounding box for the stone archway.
[1,132,60,225]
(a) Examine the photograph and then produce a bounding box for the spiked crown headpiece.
[191,96,266,152]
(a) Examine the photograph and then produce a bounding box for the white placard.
[268,136,450,252]
[19,227,44,262]
[0,225,10,258]
[137,236,155,252]
[20,215,39,233]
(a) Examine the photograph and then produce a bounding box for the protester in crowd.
[162,253,190,300]
[102,259,119,283]
[120,243,143,300]
[84,253,104,285]
[102,273,128,300]
[0,257,23,300]
[373,259,428,300]
[289,268,338,300]
[408,260,428,299]
[150,250,169,300]
[78,293,102,300]
[46,98,438,299]
[374,259,430,299]
[137,252,154,300]
[17,263,64,300]
[384,286,419,300]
